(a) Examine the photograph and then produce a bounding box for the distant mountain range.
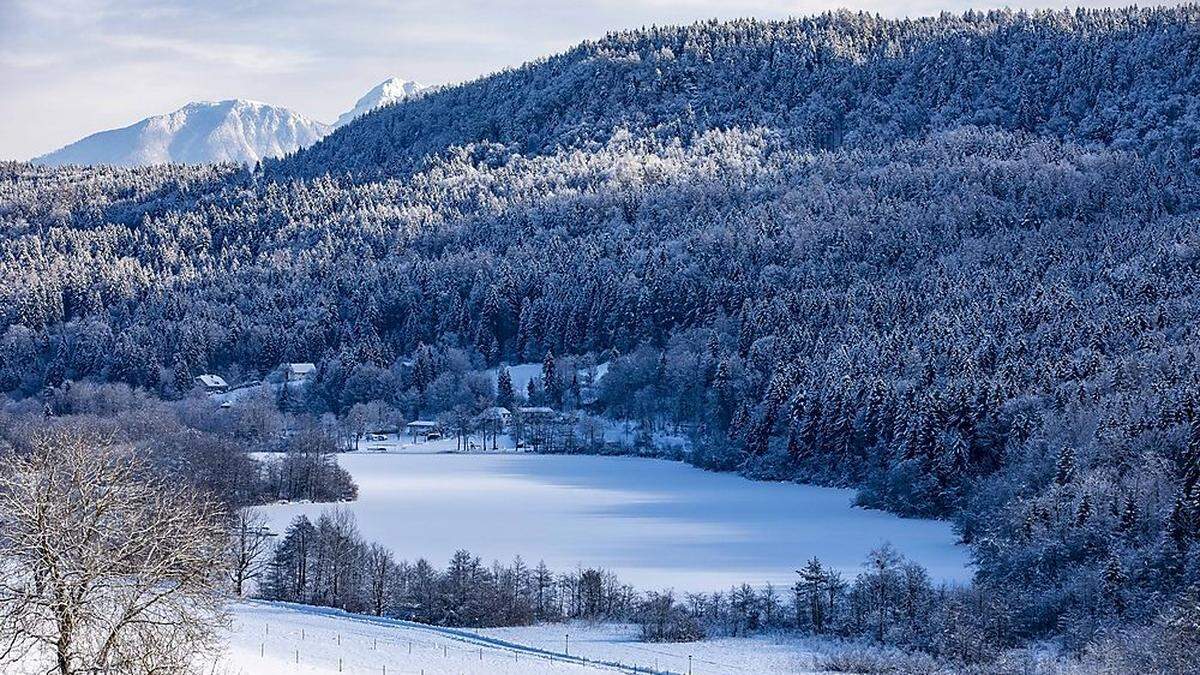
[33,77,426,167]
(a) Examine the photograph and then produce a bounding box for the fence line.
[226,613,686,675]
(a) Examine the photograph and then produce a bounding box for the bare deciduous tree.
[0,429,230,674]
[229,508,274,597]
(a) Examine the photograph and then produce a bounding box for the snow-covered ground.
[478,622,827,675]
[354,433,521,454]
[484,361,609,398]
[217,601,826,675]
[485,362,548,396]
[257,453,970,591]
[210,380,280,406]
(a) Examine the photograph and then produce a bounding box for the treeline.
[261,512,636,625]
[0,383,356,508]
[638,547,1006,664]
[253,511,1066,668]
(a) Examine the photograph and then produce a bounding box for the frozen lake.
[258,453,970,591]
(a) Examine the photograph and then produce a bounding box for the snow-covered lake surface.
[258,454,970,591]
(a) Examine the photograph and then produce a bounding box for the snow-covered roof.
[483,407,511,415]
[195,374,228,388]
[518,406,555,414]
[284,362,317,376]
[406,420,440,428]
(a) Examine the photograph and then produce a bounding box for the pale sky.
[0,0,1152,160]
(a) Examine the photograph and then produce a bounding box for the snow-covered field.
[484,361,609,397]
[217,601,826,674]
[485,362,547,395]
[477,622,827,674]
[258,453,969,591]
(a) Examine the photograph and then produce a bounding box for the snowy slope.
[219,601,658,674]
[478,622,830,675]
[484,361,608,398]
[34,100,330,167]
[334,77,426,128]
[218,601,829,674]
[485,362,545,396]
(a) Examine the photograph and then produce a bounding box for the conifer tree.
[542,351,562,407]
[496,365,515,409]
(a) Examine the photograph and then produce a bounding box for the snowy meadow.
[218,601,828,675]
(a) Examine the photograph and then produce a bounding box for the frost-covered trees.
[260,521,633,628]
[636,591,705,642]
[496,366,515,409]
[272,7,1200,180]
[262,427,357,502]
[0,429,229,674]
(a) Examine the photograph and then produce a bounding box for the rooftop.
[195,374,228,388]
[518,406,555,414]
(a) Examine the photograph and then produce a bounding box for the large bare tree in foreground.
[0,428,230,674]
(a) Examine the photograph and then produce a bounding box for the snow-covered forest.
[4,6,1200,671]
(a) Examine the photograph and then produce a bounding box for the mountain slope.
[334,77,426,128]
[272,7,1200,179]
[34,100,330,167]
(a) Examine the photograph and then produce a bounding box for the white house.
[194,374,228,393]
[280,362,317,382]
[480,406,512,428]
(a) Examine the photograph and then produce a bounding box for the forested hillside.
[4,6,1200,663]
[273,7,1200,179]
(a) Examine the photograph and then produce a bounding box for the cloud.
[99,33,315,73]
[0,51,62,69]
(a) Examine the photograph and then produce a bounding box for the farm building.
[405,420,442,441]
[281,362,317,380]
[480,406,512,428]
[517,406,556,422]
[194,374,228,393]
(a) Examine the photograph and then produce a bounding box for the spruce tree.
[542,351,562,407]
[1056,446,1076,485]
[497,366,515,409]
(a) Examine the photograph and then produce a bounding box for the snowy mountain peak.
[34,99,330,167]
[334,77,426,128]
[33,77,428,167]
